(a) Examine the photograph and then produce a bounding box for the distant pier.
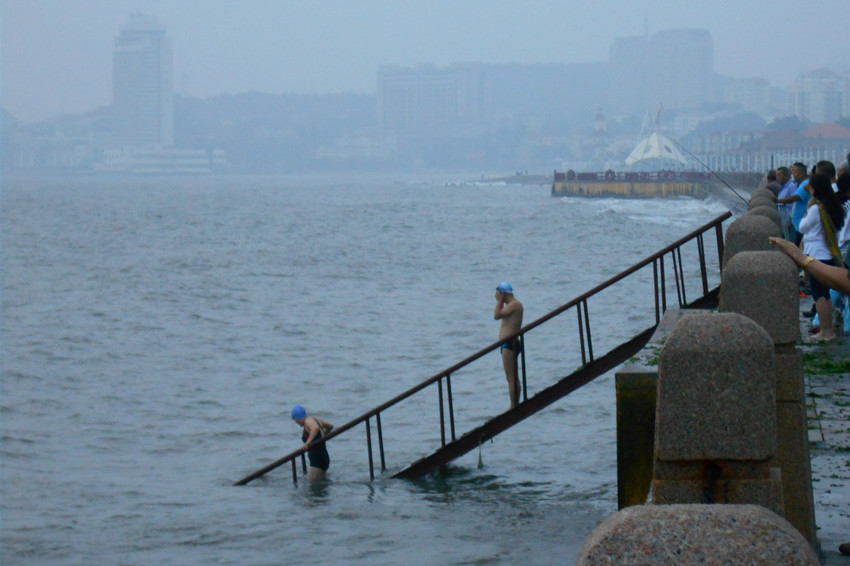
[552,170,712,198]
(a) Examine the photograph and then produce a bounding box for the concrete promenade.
[802,294,850,564]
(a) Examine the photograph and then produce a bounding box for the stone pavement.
[800,295,850,564]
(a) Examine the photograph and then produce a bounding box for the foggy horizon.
[2,0,848,124]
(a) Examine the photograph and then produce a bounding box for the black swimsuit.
[500,337,523,355]
[302,421,330,471]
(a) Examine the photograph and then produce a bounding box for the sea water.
[1,175,730,565]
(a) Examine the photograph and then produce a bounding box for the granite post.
[614,310,690,509]
[575,504,819,565]
[745,205,782,230]
[722,214,781,270]
[748,196,776,211]
[651,312,784,513]
[719,250,817,546]
[750,187,778,202]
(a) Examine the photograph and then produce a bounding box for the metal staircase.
[234,212,730,486]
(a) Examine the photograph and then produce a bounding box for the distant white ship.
[95,147,226,174]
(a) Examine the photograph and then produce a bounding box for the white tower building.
[112,14,173,148]
[788,69,846,123]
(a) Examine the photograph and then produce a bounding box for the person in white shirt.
[798,173,846,341]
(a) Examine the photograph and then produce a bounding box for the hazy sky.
[2,0,848,123]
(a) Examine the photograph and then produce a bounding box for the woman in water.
[291,405,334,481]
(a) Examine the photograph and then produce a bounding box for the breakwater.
[551,170,762,199]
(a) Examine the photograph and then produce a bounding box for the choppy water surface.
[1,175,728,565]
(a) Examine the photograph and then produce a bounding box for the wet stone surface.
[799,295,850,565]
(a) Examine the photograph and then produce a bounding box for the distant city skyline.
[2,0,848,123]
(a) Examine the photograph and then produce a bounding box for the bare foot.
[805,333,835,343]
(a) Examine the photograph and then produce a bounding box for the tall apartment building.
[609,28,714,115]
[842,71,850,122]
[376,62,607,143]
[721,77,772,114]
[609,36,649,115]
[377,64,485,141]
[649,29,713,111]
[112,13,173,148]
[788,68,847,123]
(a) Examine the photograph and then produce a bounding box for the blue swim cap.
[291,405,307,420]
[496,282,513,294]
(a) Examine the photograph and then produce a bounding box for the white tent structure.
[625,132,689,168]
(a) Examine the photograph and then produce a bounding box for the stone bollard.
[652,312,783,514]
[723,214,781,270]
[575,504,819,565]
[719,251,798,344]
[748,196,776,210]
[751,187,777,202]
[719,251,817,546]
[745,205,782,230]
[614,309,691,509]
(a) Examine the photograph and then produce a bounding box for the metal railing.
[234,211,731,485]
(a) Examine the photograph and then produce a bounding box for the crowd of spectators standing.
[768,154,850,342]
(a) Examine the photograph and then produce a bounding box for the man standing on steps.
[494,281,523,409]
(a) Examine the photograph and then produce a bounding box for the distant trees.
[693,112,767,135]
[766,115,812,132]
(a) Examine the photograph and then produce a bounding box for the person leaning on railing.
[768,237,850,295]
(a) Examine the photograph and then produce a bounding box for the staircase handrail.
[234,211,731,485]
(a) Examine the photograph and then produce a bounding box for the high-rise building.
[112,13,173,148]
[721,77,772,114]
[841,71,850,122]
[377,63,485,141]
[648,29,713,111]
[788,68,847,123]
[608,28,714,115]
[376,62,608,143]
[609,36,649,115]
